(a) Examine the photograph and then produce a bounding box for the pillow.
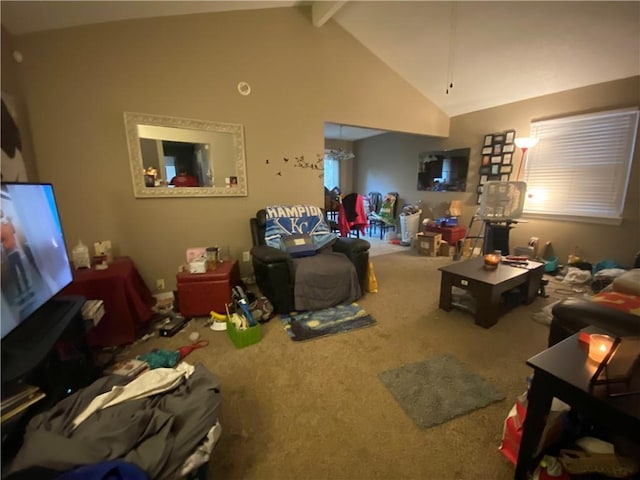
[612,268,640,296]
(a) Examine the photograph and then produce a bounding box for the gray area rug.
[378,355,505,429]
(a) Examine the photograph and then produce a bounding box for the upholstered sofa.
[548,268,640,346]
[250,209,370,314]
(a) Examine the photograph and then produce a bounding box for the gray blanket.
[9,364,221,480]
[293,251,361,311]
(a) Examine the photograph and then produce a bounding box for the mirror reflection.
[417,147,470,192]
[124,112,247,197]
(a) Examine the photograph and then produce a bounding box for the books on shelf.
[1,382,46,423]
[81,299,105,326]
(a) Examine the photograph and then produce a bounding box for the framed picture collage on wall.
[477,129,515,204]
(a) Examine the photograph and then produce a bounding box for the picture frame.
[481,146,492,155]
[480,166,490,175]
[503,153,512,164]
[477,185,483,193]
[482,155,490,166]
[493,134,505,144]
[504,130,516,144]
[480,175,488,184]
[500,164,513,174]
[503,144,515,153]
[500,174,510,181]
[491,164,500,175]
[492,144,502,155]
[484,134,493,147]
[491,155,502,164]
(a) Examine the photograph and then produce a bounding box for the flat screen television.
[1,182,73,339]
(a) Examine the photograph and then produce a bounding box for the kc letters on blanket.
[265,205,337,253]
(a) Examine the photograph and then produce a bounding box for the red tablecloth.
[60,257,154,347]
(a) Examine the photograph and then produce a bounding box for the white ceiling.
[2,1,639,122]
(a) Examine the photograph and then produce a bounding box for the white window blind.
[523,108,638,224]
[323,154,340,191]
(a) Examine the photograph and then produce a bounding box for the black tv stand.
[1,295,98,468]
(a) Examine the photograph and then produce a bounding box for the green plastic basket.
[226,320,261,348]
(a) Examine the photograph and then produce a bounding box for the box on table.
[438,241,456,257]
[226,321,261,348]
[416,232,442,256]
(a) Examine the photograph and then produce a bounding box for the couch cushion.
[612,268,640,296]
[591,291,640,316]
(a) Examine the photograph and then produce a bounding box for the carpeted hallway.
[126,248,557,479]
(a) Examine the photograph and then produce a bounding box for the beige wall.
[11,7,449,290]
[355,76,640,266]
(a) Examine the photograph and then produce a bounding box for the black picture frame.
[500,164,513,174]
[500,174,510,181]
[492,144,502,155]
[503,153,512,164]
[480,166,490,175]
[482,146,492,155]
[491,155,502,164]
[493,134,505,144]
[477,185,483,193]
[491,164,500,175]
[484,134,493,146]
[482,155,490,166]
[503,144,515,153]
[504,130,516,144]
[480,175,488,184]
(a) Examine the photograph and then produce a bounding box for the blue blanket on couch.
[264,205,337,251]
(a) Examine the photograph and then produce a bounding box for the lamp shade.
[514,137,539,149]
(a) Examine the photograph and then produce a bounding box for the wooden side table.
[176,259,241,317]
[438,257,544,328]
[515,332,640,479]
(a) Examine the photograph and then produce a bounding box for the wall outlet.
[242,251,251,262]
[156,278,165,290]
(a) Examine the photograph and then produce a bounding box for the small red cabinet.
[425,225,467,246]
[176,260,241,317]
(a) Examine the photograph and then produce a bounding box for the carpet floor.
[120,248,559,479]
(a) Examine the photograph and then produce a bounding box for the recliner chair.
[250,209,371,314]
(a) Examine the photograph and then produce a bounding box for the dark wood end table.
[438,257,544,328]
[515,331,640,479]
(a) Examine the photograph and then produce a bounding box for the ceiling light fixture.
[514,137,539,180]
[445,3,457,95]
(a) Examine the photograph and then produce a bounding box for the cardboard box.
[438,241,455,257]
[417,232,442,256]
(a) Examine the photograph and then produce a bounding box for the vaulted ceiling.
[2,1,639,120]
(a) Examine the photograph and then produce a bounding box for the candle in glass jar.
[484,250,501,270]
[588,334,614,363]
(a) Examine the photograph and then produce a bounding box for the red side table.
[425,225,467,245]
[60,256,154,347]
[176,259,241,317]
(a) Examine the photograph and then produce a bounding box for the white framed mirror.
[124,112,247,198]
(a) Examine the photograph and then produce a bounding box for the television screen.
[1,183,73,339]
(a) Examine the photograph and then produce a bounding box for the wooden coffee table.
[438,257,544,328]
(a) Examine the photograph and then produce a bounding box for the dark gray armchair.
[249,209,370,314]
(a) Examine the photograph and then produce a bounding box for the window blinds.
[523,108,638,223]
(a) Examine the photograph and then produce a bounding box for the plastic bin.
[226,320,261,348]
[400,210,421,244]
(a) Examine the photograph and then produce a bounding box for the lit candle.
[484,250,501,270]
[588,334,614,363]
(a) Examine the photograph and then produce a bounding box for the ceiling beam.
[311,1,347,27]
